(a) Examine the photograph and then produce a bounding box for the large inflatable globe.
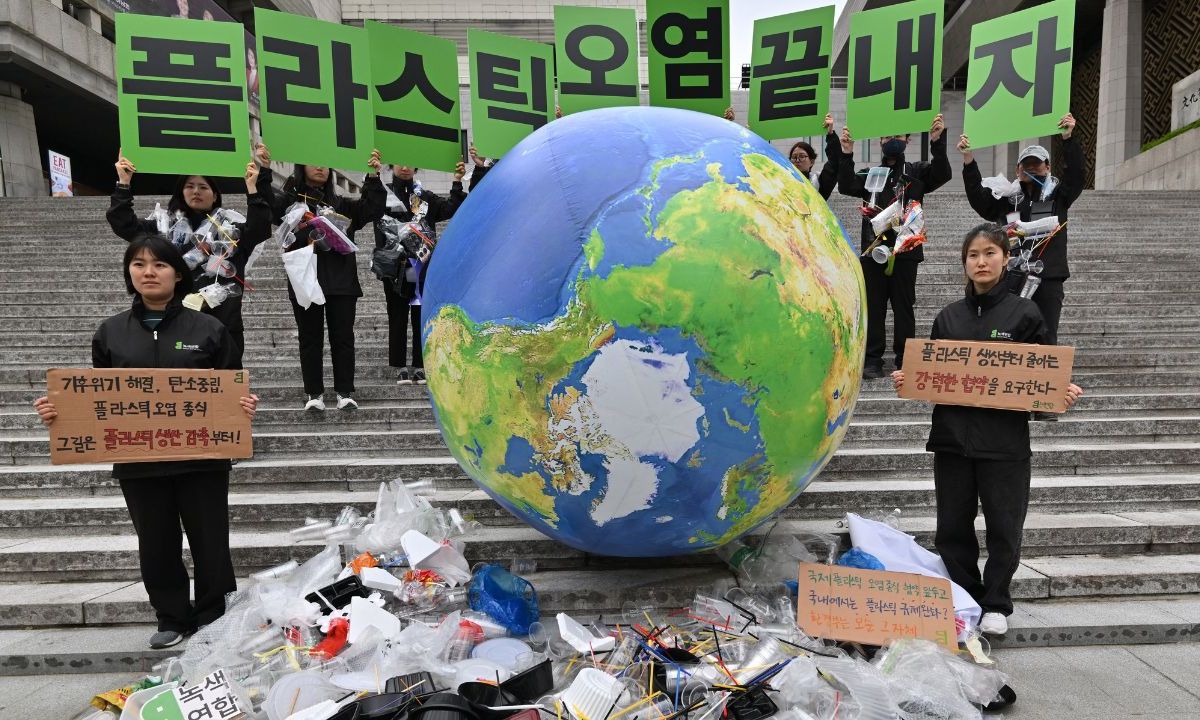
[422,107,865,556]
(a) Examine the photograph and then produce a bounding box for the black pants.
[863,259,918,369]
[383,282,423,368]
[120,471,236,633]
[933,452,1031,615]
[291,295,357,396]
[1032,279,1064,346]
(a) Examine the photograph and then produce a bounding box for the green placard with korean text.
[468,29,555,158]
[847,0,943,138]
[646,0,730,115]
[554,6,640,115]
[749,6,834,140]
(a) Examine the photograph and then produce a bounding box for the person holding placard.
[837,114,952,379]
[892,223,1082,637]
[268,153,386,412]
[788,113,839,200]
[106,144,274,368]
[374,161,468,384]
[32,234,258,650]
[958,114,1083,371]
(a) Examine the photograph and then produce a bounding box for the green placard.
[554,6,640,115]
[846,0,943,138]
[646,0,730,115]
[749,6,834,140]
[115,14,250,177]
[963,0,1075,148]
[467,29,555,158]
[255,8,373,171]
[366,21,461,172]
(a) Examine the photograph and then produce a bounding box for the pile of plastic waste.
[79,485,1015,720]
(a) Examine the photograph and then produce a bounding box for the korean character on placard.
[177,684,206,705]
[120,36,243,152]
[914,370,930,391]
[262,36,368,151]
[203,669,229,691]
[374,51,458,144]
[93,401,109,421]
[752,21,828,122]
[477,51,550,133]
[558,20,638,101]
[186,706,215,720]
[851,7,938,112]
[920,342,936,363]
[212,693,242,719]
[649,4,726,103]
[967,14,1072,117]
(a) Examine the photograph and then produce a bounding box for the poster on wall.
[48,150,73,197]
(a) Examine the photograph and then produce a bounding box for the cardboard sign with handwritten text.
[899,340,1075,413]
[47,369,252,465]
[797,562,957,649]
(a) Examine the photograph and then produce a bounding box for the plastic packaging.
[561,668,625,720]
[814,656,900,720]
[468,565,539,635]
[874,639,1009,716]
[836,547,885,570]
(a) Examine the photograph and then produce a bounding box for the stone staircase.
[0,189,1197,677]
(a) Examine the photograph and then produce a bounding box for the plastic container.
[500,658,554,702]
[407,692,482,720]
[561,668,625,720]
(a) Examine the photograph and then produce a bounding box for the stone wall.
[1112,127,1200,190]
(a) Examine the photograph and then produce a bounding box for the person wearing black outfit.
[837,114,953,379]
[374,161,467,384]
[107,145,274,367]
[33,235,258,649]
[959,113,1083,350]
[788,113,839,200]
[269,152,386,412]
[892,223,1082,637]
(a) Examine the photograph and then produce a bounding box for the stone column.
[1094,0,1143,189]
[0,82,44,198]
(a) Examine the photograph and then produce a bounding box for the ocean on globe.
[422,106,866,556]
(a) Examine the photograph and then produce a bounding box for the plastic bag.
[468,564,539,635]
[874,639,1009,720]
[283,243,325,309]
[837,547,885,570]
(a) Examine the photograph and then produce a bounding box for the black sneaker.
[862,365,885,380]
[149,629,184,649]
[397,368,412,385]
[1032,411,1058,422]
[413,368,426,385]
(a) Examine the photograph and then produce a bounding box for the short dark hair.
[960,222,1010,264]
[167,175,223,215]
[788,141,816,160]
[123,232,195,297]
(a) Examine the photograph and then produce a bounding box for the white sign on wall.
[48,150,72,197]
[1171,68,1200,132]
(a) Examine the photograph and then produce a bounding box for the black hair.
[166,175,223,215]
[788,141,816,161]
[123,232,195,298]
[960,222,1010,265]
[287,164,337,204]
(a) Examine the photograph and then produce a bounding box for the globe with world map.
[422,106,866,556]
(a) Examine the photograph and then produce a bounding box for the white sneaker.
[304,394,325,412]
[336,394,358,411]
[979,612,1008,635]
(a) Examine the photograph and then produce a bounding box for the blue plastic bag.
[468,564,539,635]
[836,547,885,570]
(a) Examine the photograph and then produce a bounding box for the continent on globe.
[422,106,866,557]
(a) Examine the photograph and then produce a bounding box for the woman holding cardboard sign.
[892,223,1083,638]
[32,235,258,651]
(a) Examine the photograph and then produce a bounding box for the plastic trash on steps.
[873,639,1009,717]
[557,612,616,654]
[815,656,901,720]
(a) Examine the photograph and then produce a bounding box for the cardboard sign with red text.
[47,369,252,465]
[797,562,957,649]
[899,340,1075,413]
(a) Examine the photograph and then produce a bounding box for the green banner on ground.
[963,0,1076,148]
[366,21,461,171]
[646,0,730,115]
[846,0,943,138]
[467,29,555,158]
[115,13,250,177]
[255,8,374,171]
[554,6,640,115]
[749,6,834,140]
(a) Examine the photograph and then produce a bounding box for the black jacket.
[837,131,952,263]
[962,136,1084,281]
[809,131,840,200]
[92,295,238,480]
[925,280,1048,460]
[106,187,272,332]
[374,178,466,300]
[468,162,493,192]
[268,168,387,298]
